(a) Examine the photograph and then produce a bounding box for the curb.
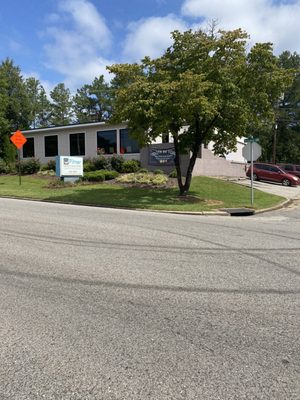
[0,195,293,216]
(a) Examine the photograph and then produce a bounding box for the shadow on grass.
[43,185,209,211]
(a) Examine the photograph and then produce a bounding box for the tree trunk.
[181,117,203,195]
[173,135,184,194]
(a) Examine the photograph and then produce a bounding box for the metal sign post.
[243,137,261,207]
[10,130,27,186]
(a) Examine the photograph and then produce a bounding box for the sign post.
[242,137,261,206]
[10,130,27,185]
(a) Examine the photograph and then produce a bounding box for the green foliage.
[122,159,140,173]
[82,170,119,182]
[169,169,178,178]
[19,158,41,174]
[153,169,164,175]
[110,155,125,172]
[50,83,73,125]
[73,75,112,123]
[41,160,56,171]
[25,77,51,128]
[92,156,112,171]
[46,160,56,171]
[116,172,168,185]
[108,28,293,194]
[83,160,97,172]
[139,168,149,173]
[83,156,112,172]
[0,159,9,174]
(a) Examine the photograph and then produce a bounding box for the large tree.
[73,75,112,123]
[108,29,293,194]
[50,83,73,126]
[0,59,30,162]
[25,77,51,128]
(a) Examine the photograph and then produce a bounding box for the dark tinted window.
[296,166,300,172]
[70,133,85,156]
[22,137,34,158]
[283,164,294,171]
[97,130,116,154]
[267,166,279,172]
[45,135,58,157]
[120,129,139,154]
[255,164,267,170]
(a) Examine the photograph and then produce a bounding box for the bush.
[83,160,96,172]
[122,159,140,173]
[102,170,119,180]
[92,156,111,171]
[110,155,125,172]
[0,159,9,174]
[139,168,148,173]
[153,169,164,175]
[47,160,56,171]
[19,158,41,175]
[169,169,177,178]
[82,170,119,182]
[116,172,168,186]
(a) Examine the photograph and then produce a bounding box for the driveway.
[234,178,300,200]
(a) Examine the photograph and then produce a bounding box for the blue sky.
[0,0,299,92]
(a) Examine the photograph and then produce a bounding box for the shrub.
[122,159,140,173]
[116,172,168,185]
[153,169,164,175]
[92,156,111,171]
[0,159,9,174]
[110,155,125,172]
[83,160,96,172]
[47,160,56,171]
[19,158,41,174]
[82,170,119,182]
[139,168,148,173]
[102,170,119,180]
[169,169,177,178]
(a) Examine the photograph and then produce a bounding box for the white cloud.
[181,0,300,54]
[123,14,188,61]
[43,0,114,90]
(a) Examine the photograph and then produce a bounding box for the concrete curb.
[0,195,294,216]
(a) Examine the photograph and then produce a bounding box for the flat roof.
[20,121,124,134]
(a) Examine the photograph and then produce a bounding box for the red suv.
[277,163,300,178]
[246,163,300,186]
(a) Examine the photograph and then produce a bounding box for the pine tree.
[50,83,73,126]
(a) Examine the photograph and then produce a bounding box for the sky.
[0,0,300,93]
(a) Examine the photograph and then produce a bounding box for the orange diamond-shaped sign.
[10,130,27,149]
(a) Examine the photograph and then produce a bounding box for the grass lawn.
[0,174,284,212]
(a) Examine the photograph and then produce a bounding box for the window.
[97,130,117,154]
[283,165,293,171]
[120,129,139,154]
[70,133,85,156]
[45,135,58,157]
[296,166,300,172]
[22,137,34,158]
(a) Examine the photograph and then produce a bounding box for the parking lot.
[235,178,300,200]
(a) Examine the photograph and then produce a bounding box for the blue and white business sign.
[56,156,83,177]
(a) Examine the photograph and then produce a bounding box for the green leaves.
[108,27,293,193]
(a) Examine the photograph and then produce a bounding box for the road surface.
[0,198,299,399]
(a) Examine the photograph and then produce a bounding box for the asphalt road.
[0,198,299,400]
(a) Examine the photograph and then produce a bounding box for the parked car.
[277,163,300,178]
[246,163,300,186]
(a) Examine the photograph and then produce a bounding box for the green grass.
[0,174,284,212]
